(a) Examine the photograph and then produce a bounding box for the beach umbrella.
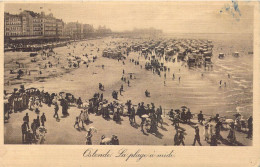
[181,106,187,109]
[142,114,149,118]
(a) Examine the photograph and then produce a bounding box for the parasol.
[101,138,112,144]
[141,114,149,118]
[181,106,187,109]
[88,126,97,133]
[225,119,234,124]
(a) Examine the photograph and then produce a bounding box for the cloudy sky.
[5,1,254,33]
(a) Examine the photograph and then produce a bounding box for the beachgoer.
[192,126,202,146]
[40,113,46,126]
[198,111,204,124]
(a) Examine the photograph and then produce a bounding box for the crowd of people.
[4,38,253,146]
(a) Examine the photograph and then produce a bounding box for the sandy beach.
[4,34,253,145]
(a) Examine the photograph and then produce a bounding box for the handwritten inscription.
[83,148,175,162]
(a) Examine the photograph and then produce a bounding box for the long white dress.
[204,126,209,140]
[208,125,213,140]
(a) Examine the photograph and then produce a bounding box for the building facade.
[56,19,64,36]
[4,13,23,37]
[64,22,96,39]
[4,10,64,38]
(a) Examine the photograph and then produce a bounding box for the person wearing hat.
[247,116,253,138]
[119,86,123,96]
[192,126,202,146]
[77,97,83,108]
[21,121,29,144]
[181,109,187,123]
[40,113,46,126]
[169,109,174,119]
[204,124,209,141]
[149,113,158,134]
[79,110,85,128]
[111,135,119,145]
[74,116,80,129]
[25,129,34,144]
[28,96,33,110]
[129,107,133,125]
[210,134,218,146]
[100,135,106,145]
[186,108,192,123]
[174,130,180,146]
[86,130,92,145]
[227,122,236,144]
[155,107,163,127]
[23,113,30,129]
[31,119,38,142]
[179,130,185,146]
[146,104,150,115]
[140,117,146,134]
[53,102,59,119]
[38,126,47,144]
[100,93,103,101]
[173,113,180,129]
[198,111,204,124]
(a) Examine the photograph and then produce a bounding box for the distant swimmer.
[224,82,226,87]
[179,77,181,83]
[219,80,222,87]
[173,73,175,80]
[228,74,231,78]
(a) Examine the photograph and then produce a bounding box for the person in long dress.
[227,123,236,144]
[208,124,213,142]
[204,124,209,141]
[86,130,92,145]
[79,110,85,128]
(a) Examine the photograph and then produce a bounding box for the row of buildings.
[4,10,112,39]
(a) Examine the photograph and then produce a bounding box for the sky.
[4,1,254,34]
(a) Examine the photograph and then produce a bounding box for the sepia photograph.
[3,1,254,147]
